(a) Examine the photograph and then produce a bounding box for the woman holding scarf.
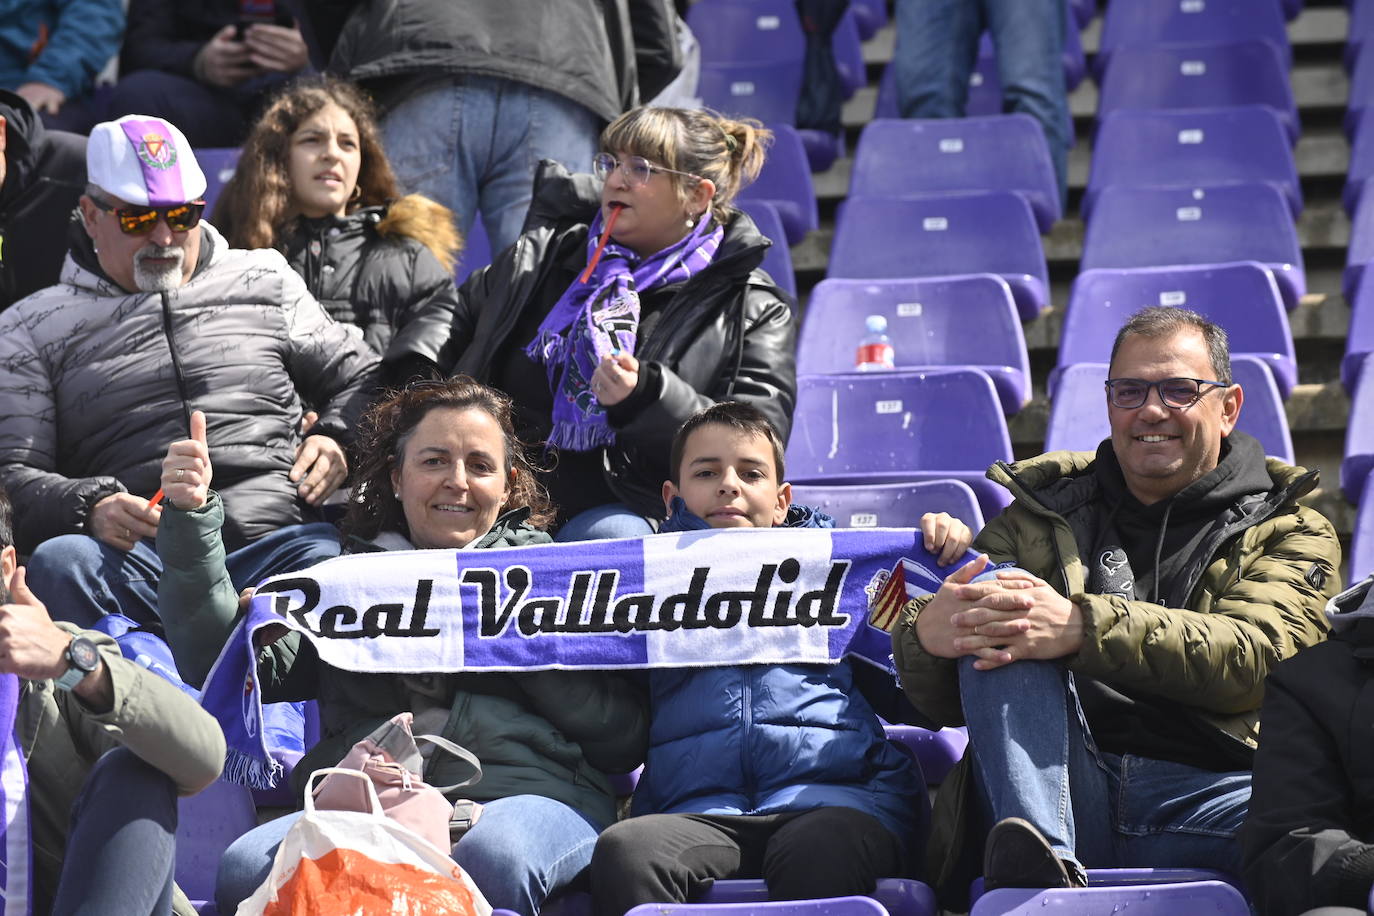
[442,107,797,541]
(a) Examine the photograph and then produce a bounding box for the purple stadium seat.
[737,200,797,298]
[689,0,805,66]
[698,60,803,129]
[874,59,1003,120]
[797,276,1030,413]
[1095,0,1291,81]
[1345,354,1374,504]
[1079,184,1305,311]
[546,881,938,916]
[1063,15,1086,91]
[852,0,888,40]
[835,6,866,99]
[785,370,1015,520]
[1045,358,1295,462]
[1353,470,1374,579]
[1071,0,1096,27]
[1347,270,1374,392]
[625,895,891,916]
[456,215,493,286]
[1349,0,1374,72]
[1096,41,1298,145]
[1060,263,1297,398]
[790,480,987,531]
[1085,107,1300,221]
[852,116,1060,231]
[971,881,1249,915]
[1345,185,1374,302]
[883,725,969,786]
[1343,115,1374,216]
[198,148,242,221]
[739,123,818,247]
[1345,44,1374,139]
[176,778,259,909]
[829,193,1049,321]
[969,868,1246,905]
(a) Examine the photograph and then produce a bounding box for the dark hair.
[1109,306,1233,384]
[214,75,400,249]
[342,378,556,540]
[600,107,771,223]
[669,401,787,485]
[0,486,11,552]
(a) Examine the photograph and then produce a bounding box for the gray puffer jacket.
[158,492,649,827]
[0,221,380,552]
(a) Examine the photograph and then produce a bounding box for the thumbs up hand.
[162,410,213,511]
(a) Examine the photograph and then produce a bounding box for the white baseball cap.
[86,114,207,207]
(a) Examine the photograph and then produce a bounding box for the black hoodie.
[0,90,86,312]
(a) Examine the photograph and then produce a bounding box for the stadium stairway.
[785,1,1358,581]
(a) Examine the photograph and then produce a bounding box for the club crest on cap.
[137,132,178,171]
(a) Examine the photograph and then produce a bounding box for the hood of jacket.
[0,90,45,213]
[1328,574,1374,637]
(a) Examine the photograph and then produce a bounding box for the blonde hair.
[600,107,771,223]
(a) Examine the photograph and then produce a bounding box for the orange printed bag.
[237,768,492,916]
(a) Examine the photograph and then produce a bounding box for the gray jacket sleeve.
[0,309,126,551]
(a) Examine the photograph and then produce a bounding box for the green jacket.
[157,492,649,828]
[19,625,226,915]
[892,448,1342,891]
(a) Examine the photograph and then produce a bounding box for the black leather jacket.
[444,160,797,518]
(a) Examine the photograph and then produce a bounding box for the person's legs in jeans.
[958,656,1112,875]
[591,813,770,916]
[106,70,249,148]
[477,79,601,253]
[984,0,1070,206]
[27,535,163,627]
[762,807,906,899]
[224,522,342,591]
[51,747,178,916]
[554,503,656,542]
[1111,754,1252,874]
[215,812,301,911]
[452,794,604,916]
[382,79,480,242]
[892,0,983,119]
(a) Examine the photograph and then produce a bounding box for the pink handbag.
[310,712,483,852]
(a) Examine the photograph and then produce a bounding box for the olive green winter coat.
[892,447,1342,891]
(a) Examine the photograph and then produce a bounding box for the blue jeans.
[216,794,602,916]
[554,503,657,542]
[893,0,1070,203]
[51,747,178,916]
[957,657,1251,874]
[28,524,342,629]
[381,75,603,256]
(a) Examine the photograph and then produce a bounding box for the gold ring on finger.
[175,468,185,481]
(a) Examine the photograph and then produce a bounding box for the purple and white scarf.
[0,674,30,915]
[525,210,723,451]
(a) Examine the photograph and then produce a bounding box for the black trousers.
[590,807,906,916]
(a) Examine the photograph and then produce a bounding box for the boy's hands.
[920,511,973,566]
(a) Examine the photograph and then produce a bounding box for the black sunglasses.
[90,197,205,235]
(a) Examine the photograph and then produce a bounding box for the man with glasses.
[0,113,379,631]
[891,306,1340,905]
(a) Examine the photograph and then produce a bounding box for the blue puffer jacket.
[631,499,925,848]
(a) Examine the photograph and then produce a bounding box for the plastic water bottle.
[854,314,895,371]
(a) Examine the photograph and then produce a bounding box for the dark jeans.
[590,808,906,916]
[51,747,179,916]
[28,524,341,629]
[106,70,289,148]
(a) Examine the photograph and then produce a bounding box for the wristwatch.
[54,636,101,691]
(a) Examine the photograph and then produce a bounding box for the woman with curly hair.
[217,75,461,386]
[154,378,648,915]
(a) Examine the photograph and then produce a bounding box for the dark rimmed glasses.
[592,152,702,189]
[1105,377,1231,410]
[90,197,206,235]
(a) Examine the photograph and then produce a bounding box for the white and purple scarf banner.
[0,673,31,915]
[202,527,962,788]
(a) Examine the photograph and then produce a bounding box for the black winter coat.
[443,160,797,519]
[0,90,85,312]
[1241,575,1374,915]
[281,200,459,386]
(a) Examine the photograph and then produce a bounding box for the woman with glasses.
[442,106,797,541]
[216,75,461,388]
[155,380,648,915]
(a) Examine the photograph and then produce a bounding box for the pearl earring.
[685,215,696,228]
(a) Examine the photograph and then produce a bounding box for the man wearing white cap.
[0,113,379,630]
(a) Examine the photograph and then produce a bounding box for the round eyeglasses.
[1104,377,1231,410]
[592,152,702,189]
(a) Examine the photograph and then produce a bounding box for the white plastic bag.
[236,768,493,916]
